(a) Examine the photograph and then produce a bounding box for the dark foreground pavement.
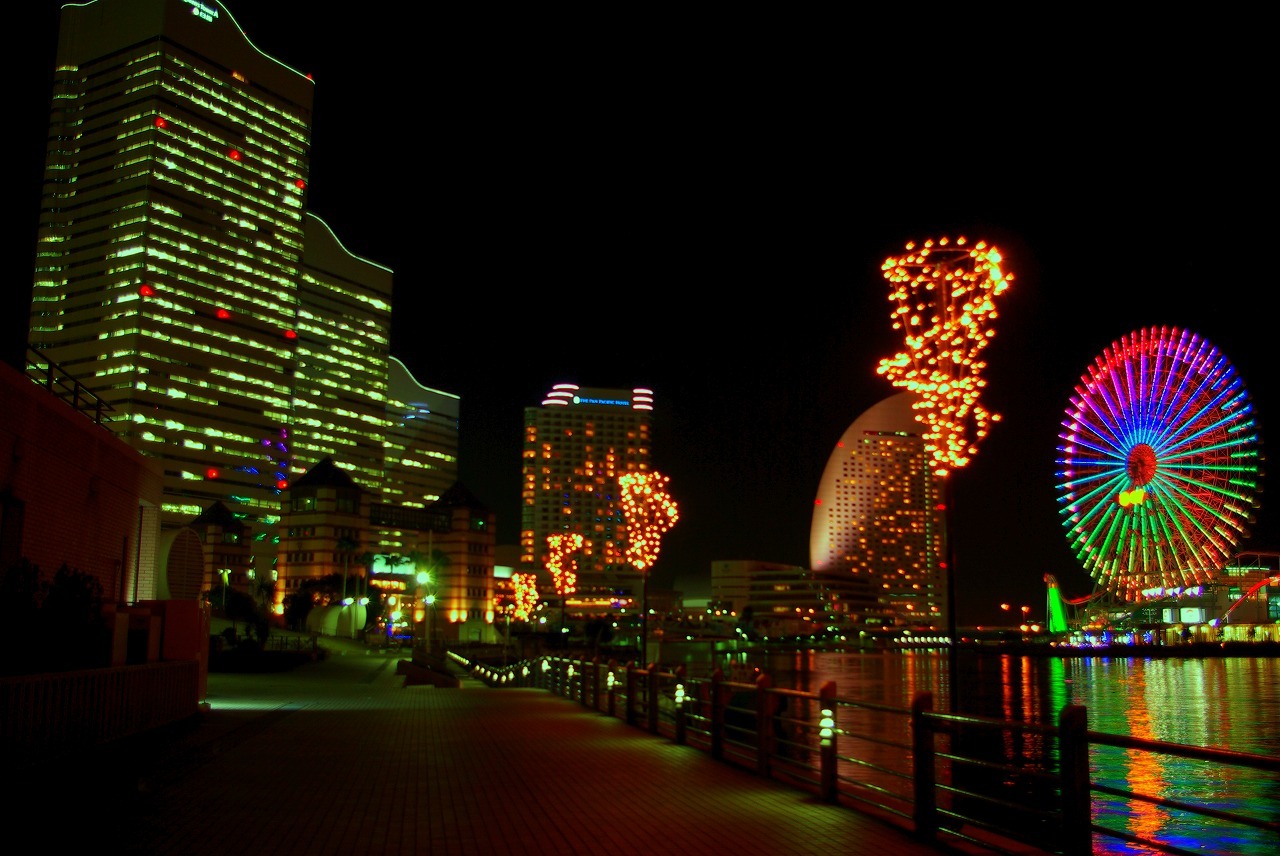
[19,637,958,855]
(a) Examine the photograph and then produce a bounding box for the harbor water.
[662,643,1280,853]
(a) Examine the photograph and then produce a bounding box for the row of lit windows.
[297,278,391,315]
[139,219,303,307]
[165,53,310,149]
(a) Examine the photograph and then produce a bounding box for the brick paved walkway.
[19,638,959,855]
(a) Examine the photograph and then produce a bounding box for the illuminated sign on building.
[185,1,218,22]
[572,396,630,406]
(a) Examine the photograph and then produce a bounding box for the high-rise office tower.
[25,0,455,587]
[809,392,947,629]
[521,384,653,600]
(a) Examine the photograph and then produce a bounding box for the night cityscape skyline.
[10,1,1275,627]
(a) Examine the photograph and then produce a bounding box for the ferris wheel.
[1055,326,1262,602]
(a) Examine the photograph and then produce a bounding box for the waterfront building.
[24,0,456,598]
[291,216,394,495]
[708,560,877,638]
[520,383,654,601]
[378,358,461,551]
[366,482,497,645]
[809,392,948,630]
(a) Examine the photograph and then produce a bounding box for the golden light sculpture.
[618,471,680,571]
[618,471,679,659]
[511,572,538,622]
[876,236,1012,476]
[545,532,584,598]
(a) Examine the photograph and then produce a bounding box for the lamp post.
[416,570,431,653]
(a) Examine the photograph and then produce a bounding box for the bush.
[0,559,109,675]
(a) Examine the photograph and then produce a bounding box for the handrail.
[24,346,117,427]
[450,650,1280,856]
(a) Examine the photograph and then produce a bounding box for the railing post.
[912,691,937,841]
[818,681,837,802]
[756,673,773,775]
[573,659,587,706]
[607,659,618,718]
[1059,704,1091,856]
[710,668,725,759]
[674,667,687,745]
[589,656,600,710]
[647,662,660,734]
[625,661,639,726]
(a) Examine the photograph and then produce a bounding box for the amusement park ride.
[1048,326,1277,638]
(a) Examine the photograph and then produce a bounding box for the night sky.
[12,2,1275,626]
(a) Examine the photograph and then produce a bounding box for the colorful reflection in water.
[733,649,1279,854]
[1067,657,1280,854]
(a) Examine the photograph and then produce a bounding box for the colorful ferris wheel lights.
[1055,326,1261,602]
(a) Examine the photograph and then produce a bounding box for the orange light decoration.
[617,471,679,573]
[876,236,1012,476]
[511,572,538,621]
[545,533,584,599]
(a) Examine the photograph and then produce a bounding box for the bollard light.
[819,709,835,740]
[607,672,616,690]
[567,664,575,679]
[521,665,530,678]
[674,683,686,707]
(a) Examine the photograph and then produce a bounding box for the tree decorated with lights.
[545,532,584,631]
[511,572,538,622]
[876,236,1012,476]
[876,236,1012,679]
[618,470,680,659]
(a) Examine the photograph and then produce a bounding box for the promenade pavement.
[19,636,962,856]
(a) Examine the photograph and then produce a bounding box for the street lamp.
[415,570,429,651]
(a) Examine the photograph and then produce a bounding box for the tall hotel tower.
[809,392,948,630]
[521,384,654,601]
[26,0,457,579]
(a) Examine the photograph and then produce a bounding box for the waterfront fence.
[451,651,1280,856]
[1,660,201,771]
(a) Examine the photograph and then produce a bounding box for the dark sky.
[13,2,1276,626]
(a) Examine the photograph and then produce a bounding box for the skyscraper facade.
[25,0,456,594]
[809,392,948,630]
[521,384,653,600]
[29,0,315,537]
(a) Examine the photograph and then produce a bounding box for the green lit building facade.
[26,0,457,593]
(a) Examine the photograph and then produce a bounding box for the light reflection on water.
[700,648,1280,855]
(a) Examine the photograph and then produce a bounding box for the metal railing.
[1,660,201,772]
[24,346,117,427]
[452,652,1280,856]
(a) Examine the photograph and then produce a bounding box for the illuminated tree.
[618,471,680,657]
[876,236,1012,476]
[877,236,1012,682]
[511,572,538,622]
[545,532,584,631]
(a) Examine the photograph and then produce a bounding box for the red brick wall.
[0,362,163,601]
